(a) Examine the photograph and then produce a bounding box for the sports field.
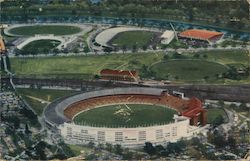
[207,108,228,124]
[151,60,228,81]
[20,39,61,55]
[8,25,82,36]
[109,31,155,48]
[73,104,177,127]
[198,50,249,64]
[10,52,163,79]
[17,88,76,115]
[10,50,249,83]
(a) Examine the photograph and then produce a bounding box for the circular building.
[44,87,207,147]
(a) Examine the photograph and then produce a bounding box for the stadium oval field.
[6,24,82,36]
[73,104,177,128]
[151,60,228,81]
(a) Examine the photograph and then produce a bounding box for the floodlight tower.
[170,23,178,41]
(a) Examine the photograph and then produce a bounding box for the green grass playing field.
[207,108,228,124]
[17,88,77,115]
[109,31,155,48]
[20,39,61,55]
[151,60,228,81]
[8,25,82,36]
[10,50,249,83]
[73,104,177,127]
[10,52,163,79]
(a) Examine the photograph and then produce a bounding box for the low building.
[100,69,139,82]
[179,29,223,44]
[160,30,175,44]
[0,38,6,54]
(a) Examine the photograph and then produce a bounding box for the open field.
[8,25,82,36]
[20,40,61,55]
[207,108,228,124]
[17,88,76,115]
[73,104,177,127]
[67,144,92,156]
[11,53,163,79]
[10,50,249,83]
[109,31,155,48]
[151,60,228,81]
[197,50,249,65]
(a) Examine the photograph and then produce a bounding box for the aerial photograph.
[0,0,249,160]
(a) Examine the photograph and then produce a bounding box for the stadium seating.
[64,93,204,122]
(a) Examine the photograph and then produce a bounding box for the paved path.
[7,45,250,58]
[26,95,51,104]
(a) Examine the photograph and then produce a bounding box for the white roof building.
[161,30,175,44]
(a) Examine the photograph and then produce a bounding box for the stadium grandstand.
[179,29,223,44]
[44,87,207,147]
[100,69,139,82]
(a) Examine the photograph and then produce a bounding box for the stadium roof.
[179,29,223,41]
[161,30,174,39]
[100,69,138,77]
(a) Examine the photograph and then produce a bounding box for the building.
[179,29,223,44]
[0,38,6,54]
[59,115,199,147]
[160,30,175,44]
[100,69,139,82]
[44,87,207,148]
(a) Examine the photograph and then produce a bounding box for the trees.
[5,56,11,71]
[114,144,123,155]
[212,115,224,126]
[166,140,186,154]
[211,131,227,148]
[105,143,113,152]
[25,123,31,135]
[144,140,187,157]
[144,142,156,155]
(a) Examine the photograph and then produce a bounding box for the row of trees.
[143,140,186,157]
[1,0,249,31]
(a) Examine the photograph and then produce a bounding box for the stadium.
[44,87,207,147]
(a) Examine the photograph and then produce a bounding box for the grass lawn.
[17,88,76,115]
[67,144,92,156]
[110,31,155,48]
[151,60,228,81]
[73,104,177,127]
[194,50,249,65]
[207,108,228,124]
[20,39,61,55]
[8,25,82,36]
[10,49,249,83]
[10,52,163,79]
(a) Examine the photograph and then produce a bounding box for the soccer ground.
[8,25,82,36]
[73,104,177,128]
